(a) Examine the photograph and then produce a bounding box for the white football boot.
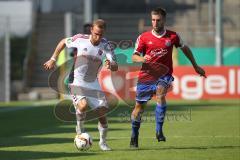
[99,141,111,151]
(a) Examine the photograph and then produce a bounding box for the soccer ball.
[74,133,93,151]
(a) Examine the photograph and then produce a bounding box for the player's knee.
[77,98,88,112]
[75,109,86,121]
[131,109,144,122]
[96,107,108,119]
[98,115,107,124]
[98,120,108,129]
[156,86,167,103]
[156,94,166,103]
[156,86,166,95]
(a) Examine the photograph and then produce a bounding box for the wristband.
[50,57,56,62]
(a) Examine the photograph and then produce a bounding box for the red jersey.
[134,29,184,83]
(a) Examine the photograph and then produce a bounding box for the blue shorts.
[136,74,174,104]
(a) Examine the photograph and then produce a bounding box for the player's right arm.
[132,34,150,63]
[132,53,150,63]
[44,34,81,70]
[43,38,66,70]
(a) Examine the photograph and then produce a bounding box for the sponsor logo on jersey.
[98,49,103,56]
[150,48,168,57]
[105,42,116,52]
[165,39,171,47]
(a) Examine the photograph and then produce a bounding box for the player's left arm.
[104,41,118,71]
[180,45,206,78]
[176,33,206,78]
[104,52,118,71]
[105,59,118,71]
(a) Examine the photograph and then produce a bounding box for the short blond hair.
[92,19,106,30]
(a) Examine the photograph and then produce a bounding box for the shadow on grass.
[0,150,97,160]
[0,105,127,149]
[0,126,127,148]
[28,125,127,135]
[118,145,240,151]
[0,137,72,148]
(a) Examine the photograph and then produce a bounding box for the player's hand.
[143,55,151,62]
[194,65,206,78]
[104,59,111,69]
[43,59,56,70]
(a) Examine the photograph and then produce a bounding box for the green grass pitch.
[0,99,239,160]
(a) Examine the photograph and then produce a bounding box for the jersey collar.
[151,29,166,38]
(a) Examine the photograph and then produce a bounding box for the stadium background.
[0,0,239,160]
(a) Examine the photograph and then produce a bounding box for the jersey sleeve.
[65,34,82,48]
[175,33,185,48]
[134,35,145,55]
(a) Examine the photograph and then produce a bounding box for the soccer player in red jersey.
[130,7,206,148]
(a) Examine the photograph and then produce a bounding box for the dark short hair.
[151,7,167,17]
[83,23,92,34]
[83,23,92,29]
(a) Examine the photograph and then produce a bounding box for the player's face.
[151,14,165,33]
[90,26,104,45]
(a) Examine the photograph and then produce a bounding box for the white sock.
[75,109,86,134]
[98,122,108,143]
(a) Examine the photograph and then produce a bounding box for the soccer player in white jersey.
[44,19,118,151]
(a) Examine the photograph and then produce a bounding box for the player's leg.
[88,94,111,151]
[130,102,145,148]
[96,106,111,151]
[74,96,88,135]
[155,85,168,142]
[155,74,174,142]
[130,83,154,148]
[69,85,89,135]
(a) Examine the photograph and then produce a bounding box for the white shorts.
[69,82,108,109]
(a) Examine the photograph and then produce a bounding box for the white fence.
[0,17,10,102]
